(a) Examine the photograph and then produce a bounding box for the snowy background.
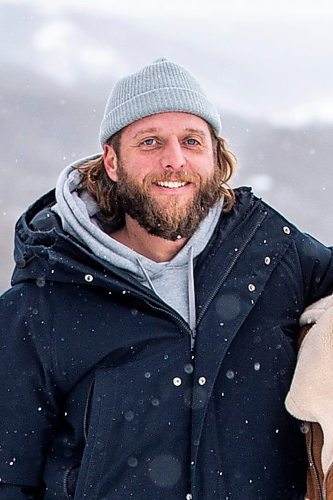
[1,0,333,292]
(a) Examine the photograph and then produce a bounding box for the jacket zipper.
[81,299,192,445]
[190,328,196,352]
[134,209,267,351]
[196,209,267,325]
[142,299,196,351]
[63,466,72,499]
[308,422,324,500]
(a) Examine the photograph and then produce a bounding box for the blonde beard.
[115,164,223,241]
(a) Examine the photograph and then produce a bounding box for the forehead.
[122,112,211,138]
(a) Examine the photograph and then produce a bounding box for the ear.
[103,144,119,182]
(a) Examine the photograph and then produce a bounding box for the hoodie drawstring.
[188,246,197,350]
[136,258,158,295]
[137,247,197,350]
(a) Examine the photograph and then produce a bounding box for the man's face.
[104,112,223,240]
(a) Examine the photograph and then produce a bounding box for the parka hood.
[11,156,144,293]
[12,188,119,289]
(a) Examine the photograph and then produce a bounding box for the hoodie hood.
[12,156,255,298]
[51,163,225,323]
[52,163,224,280]
[11,155,144,293]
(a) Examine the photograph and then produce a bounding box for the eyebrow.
[183,128,207,136]
[132,128,159,139]
[132,127,207,139]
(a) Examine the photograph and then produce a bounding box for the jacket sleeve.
[0,284,61,491]
[296,231,333,306]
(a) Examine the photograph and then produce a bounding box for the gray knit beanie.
[99,58,221,147]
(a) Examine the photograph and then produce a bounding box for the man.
[0,58,332,499]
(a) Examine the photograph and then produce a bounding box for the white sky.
[2,0,333,125]
[6,0,333,20]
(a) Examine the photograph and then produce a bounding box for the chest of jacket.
[3,189,333,498]
[38,215,308,498]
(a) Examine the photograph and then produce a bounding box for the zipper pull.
[190,328,196,352]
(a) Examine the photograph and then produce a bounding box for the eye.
[185,138,200,146]
[142,138,156,146]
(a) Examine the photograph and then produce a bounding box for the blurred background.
[1,0,332,293]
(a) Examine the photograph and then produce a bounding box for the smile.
[154,181,188,188]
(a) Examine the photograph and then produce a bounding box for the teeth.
[156,181,187,188]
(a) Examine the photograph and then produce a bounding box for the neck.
[110,216,188,262]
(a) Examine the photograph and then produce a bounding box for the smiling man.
[103,112,225,256]
[0,58,333,499]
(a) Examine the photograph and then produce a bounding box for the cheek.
[121,153,151,174]
[129,164,157,184]
[198,159,215,177]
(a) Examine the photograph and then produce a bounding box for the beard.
[115,163,224,241]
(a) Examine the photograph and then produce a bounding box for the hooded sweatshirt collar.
[53,163,223,278]
[52,162,224,324]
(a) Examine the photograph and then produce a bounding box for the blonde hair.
[76,131,236,222]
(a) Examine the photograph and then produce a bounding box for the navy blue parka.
[0,187,333,499]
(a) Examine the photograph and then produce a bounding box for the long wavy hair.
[76,127,237,224]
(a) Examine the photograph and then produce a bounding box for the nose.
[160,138,186,170]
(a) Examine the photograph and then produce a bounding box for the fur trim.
[286,295,333,474]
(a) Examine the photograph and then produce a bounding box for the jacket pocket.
[73,366,119,500]
[63,464,80,499]
[73,342,190,499]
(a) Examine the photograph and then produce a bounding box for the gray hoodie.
[53,159,223,328]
